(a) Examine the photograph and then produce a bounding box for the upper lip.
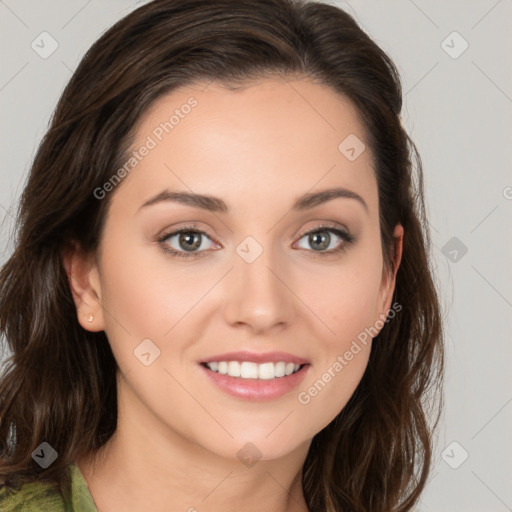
[201,350,310,365]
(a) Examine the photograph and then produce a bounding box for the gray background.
[1,1,511,510]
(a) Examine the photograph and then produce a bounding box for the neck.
[77,378,310,512]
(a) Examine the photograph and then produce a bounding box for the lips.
[198,350,311,400]
[199,361,310,401]
[200,350,310,366]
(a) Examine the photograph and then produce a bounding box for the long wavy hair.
[0,0,444,510]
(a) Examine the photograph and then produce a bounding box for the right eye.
[157,226,221,259]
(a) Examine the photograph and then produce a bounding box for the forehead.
[110,77,377,217]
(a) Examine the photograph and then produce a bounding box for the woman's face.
[74,77,402,462]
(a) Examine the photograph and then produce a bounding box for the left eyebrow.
[138,187,368,214]
[292,187,368,213]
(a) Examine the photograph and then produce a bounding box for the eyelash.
[157,223,356,260]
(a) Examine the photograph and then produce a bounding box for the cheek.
[295,341,371,439]
[294,267,379,418]
[291,261,381,426]
[99,240,214,341]
[298,261,383,348]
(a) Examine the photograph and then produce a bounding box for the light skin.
[64,75,403,512]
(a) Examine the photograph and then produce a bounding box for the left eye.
[295,227,353,253]
[294,226,355,256]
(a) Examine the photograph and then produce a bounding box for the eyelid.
[295,222,350,240]
[157,223,217,243]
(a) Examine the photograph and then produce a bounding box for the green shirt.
[0,462,98,511]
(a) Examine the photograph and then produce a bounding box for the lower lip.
[199,364,310,401]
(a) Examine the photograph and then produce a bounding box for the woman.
[0,0,444,510]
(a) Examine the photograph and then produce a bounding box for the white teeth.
[205,361,303,379]
[227,361,241,377]
[258,362,275,380]
[275,362,286,377]
[240,361,258,379]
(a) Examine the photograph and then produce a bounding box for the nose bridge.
[224,234,293,332]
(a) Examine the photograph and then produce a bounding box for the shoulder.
[0,479,66,512]
[0,462,97,512]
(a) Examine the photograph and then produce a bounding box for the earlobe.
[61,241,105,332]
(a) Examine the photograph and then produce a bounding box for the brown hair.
[0,0,444,510]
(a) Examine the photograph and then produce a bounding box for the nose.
[223,244,295,335]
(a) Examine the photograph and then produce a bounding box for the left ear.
[377,223,404,319]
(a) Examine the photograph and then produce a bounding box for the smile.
[199,361,310,401]
[203,361,303,380]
